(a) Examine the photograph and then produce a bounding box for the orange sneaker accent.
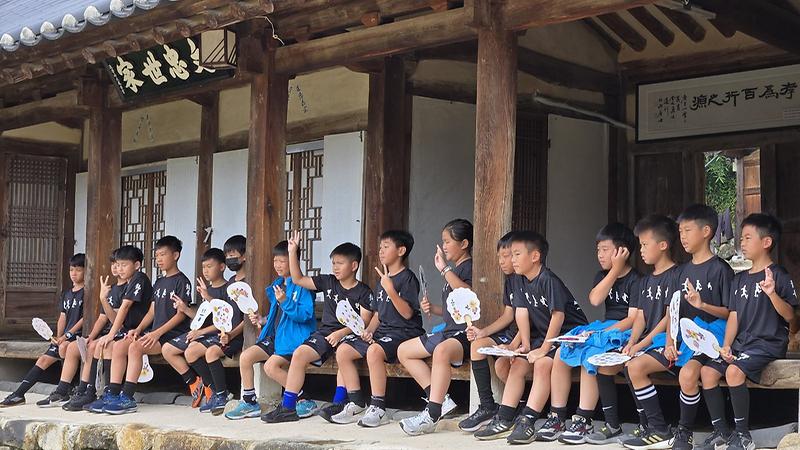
[189,377,203,408]
[204,385,213,404]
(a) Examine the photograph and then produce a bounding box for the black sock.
[703,386,729,433]
[77,381,88,395]
[498,404,516,421]
[428,401,442,421]
[597,374,620,429]
[189,359,213,387]
[624,368,648,428]
[471,359,496,409]
[423,385,431,399]
[635,384,667,433]
[208,360,227,395]
[55,381,71,396]
[180,368,197,385]
[576,408,594,420]
[729,384,749,432]
[521,406,540,420]
[13,365,45,396]
[348,390,366,407]
[679,389,701,428]
[87,358,100,387]
[370,395,386,410]
[552,405,568,422]
[122,381,137,398]
[108,382,122,395]
[102,359,111,386]
[242,388,257,405]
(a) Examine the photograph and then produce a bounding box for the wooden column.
[80,76,121,336]
[473,2,517,327]
[195,94,219,282]
[361,56,411,288]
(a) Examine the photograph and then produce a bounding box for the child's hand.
[55,335,66,345]
[622,342,639,356]
[99,276,112,300]
[196,277,209,300]
[374,265,395,294]
[274,285,286,302]
[172,294,188,313]
[186,330,201,342]
[466,325,485,341]
[664,342,680,361]
[434,245,447,272]
[248,312,260,327]
[420,295,431,316]
[527,346,548,363]
[760,267,776,296]
[361,330,374,344]
[516,342,531,355]
[288,230,301,254]
[220,333,229,346]
[720,346,734,362]
[325,330,344,347]
[126,329,139,341]
[138,332,159,349]
[684,279,703,309]
[610,247,630,272]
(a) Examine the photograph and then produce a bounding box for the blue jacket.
[257,277,316,356]
[559,320,631,375]
[643,317,726,368]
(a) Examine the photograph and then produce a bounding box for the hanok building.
[0,0,798,405]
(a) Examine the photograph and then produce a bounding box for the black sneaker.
[0,393,24,407]
[585,424,623,445]
[534,412,565,441]
[62,391,97,412]
[474,415,515,440]
[506,415,537,445]
[559,414,594,444]
[261,405,300,423]
[622,428,674,450]
[458,404,498,432]
[694,428,731,450]
[670,425,693,450]
[318,403,345,423]
[727,431,755,450]
[36,391,71,408]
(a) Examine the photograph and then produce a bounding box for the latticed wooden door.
[120,170,166,279]
[285,150,323,276]
[0,154,68,335]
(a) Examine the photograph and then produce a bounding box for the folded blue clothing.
[642,317,726,368]
[559,320,632,375]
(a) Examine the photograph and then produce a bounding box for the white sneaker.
[330,402,365,424]
[399,409,437,436]
[442,394,457,417]
[357,405,389,427]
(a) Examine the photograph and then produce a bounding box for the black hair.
[330,242,362,265]
[678,203,719,236]
[109,248,119,263]
[497,231,516,251]
[69,253,85,268]
[596,222,637,254]
[273,240,290,257]
[116,245,144,263]
[223,235,246,255]
[380,229,415,261]
[510,230,549,262]
[634,214,678,250]
[443,218,473,254]
[155,235,182,253]
[741,213,782,251]
[201,248,226,264]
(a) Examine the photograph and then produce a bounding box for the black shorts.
[639,347,676,374]
[198,335,244,359]
[255,338,292,361]
[158,330,184,346]
[489,330,514,346]
[301,331,338,366]
[340,330,420,364]
[419,330,470,367]
[705,352,776,384]
[166,332,193,352]
[43,335,79,359]
[689,354,712,366]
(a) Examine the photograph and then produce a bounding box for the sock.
[13,365,45,396]
[55,381,71,396]
[703,386,729,433]
[108,382,122,395]
[576,408,594,420]
[521,406,541,420]
[208,360,227,395]
[122,381,137,398]
[552,405,568,422]
[87,358,100,387]
[332,386,347,405]
[471,359,496,409]
[348,390,366,407]
[428,401,442,421]
[282,391,299,410]
[679,390,702,428]
[77,381,88,395]
[180,368,197,385]
[242,388,257,405]
[370,395,386,410]
[498,404,516,421]
[423,385,431,399]
[624,367,648,428]
[730,384,750,432]
[597,374,620,429]
[635,384,667,433]
[102,359,111,386]
[189,359,213,387]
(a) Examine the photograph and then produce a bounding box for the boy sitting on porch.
[0,254,85,407]
[224,235,247,283]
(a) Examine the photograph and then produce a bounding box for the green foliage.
[704,153,737,215]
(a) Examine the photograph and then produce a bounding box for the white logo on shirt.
[134,283,141,297]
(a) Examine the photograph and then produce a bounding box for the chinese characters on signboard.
[104,38,233,102]
[637,64,800,141]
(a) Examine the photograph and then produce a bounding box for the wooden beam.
[655,5,706,43]
[695,0,800,54]
[597,13,647,52]
[501,0,660,32]
[582,18,622,53]
[195,93,219,285]
[0,137,79,156]
[0,92,90,131]
[628,7,675,47]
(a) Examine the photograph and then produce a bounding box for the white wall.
[546,115,609,321]
[408,96,476,329]
[165,156,200,282]
[210,149,248,279]
[74,173,87,254]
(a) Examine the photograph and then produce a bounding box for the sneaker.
[103,392,137,415]
[670,425,693,450]
[261,404,300,423]
[62,391,97,411]
[36,391,71,408]
[474,415,515,440]
[507,415,537,445]
[400,408,437,436]
[458,404,498,432]
[296,399,318,418]
[585,424,623,445]
[210,392,232,416]
[331,402,366,424]
[619,424,648,443]
[535,412,565,441]
[224,400,261,420]
[319,403,345,423]
[0,393,25,408]
[727,431,755,450]
[357,405,389,428]
[559,414,594,444]
[189,377,204,408]
[694,428,731,450]
[622,428,674,450]
[441,394,457,417]
[86,390,116,413]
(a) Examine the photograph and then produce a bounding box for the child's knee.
[679,364,701,388]
[700,366,721,385]
[432,343,455,361]
[366,345,385,364]
[206,346,224,361]
[725,365,746,385]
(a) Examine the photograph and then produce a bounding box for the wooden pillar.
[195,94,219,282]
[361,56,411,288]
[80,76,121,336]
[472,2,517,327]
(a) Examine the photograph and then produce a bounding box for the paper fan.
[227,281,258,314]
[191,301,214,331]
[418,265,428,299]
[477,346,527,358]
[138,354,154,383]
[211,299,233,333]
[31,317,55,342]
[336,301,365,335]
[587,352,632,367]
[669,290,681,345]
[548,332,592,344]
[446,288,481,327]
[680,318,721,359]
[76,336,88,363]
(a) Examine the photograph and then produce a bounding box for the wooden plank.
[694,0,800,54]
[0,137,78,157]
[655,5,706,43]
[597,13,647,52]
[582,18,622,53]
[0,92,90,131]
[628,7,675,47]
[195,93,219,283]
[501,0,660,32]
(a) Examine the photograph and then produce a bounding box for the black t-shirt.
[637,265,681,337]
[442,259,474,332]
[512,267,588,348]
[730,264,798,357]
[60,288,84,335]
[370,267,423,336]
[593,269,643,321]
[101,282,128,333]
[502,274,525,334]
[151,272,193,334]
[121,271,153,331]
[677,256,734,323]
[312,274,373,335]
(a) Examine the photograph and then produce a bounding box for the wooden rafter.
[695,0,800,55]
[655,5,706,43]
[500,0,660,32]
[597,13,647,52]
[628,7,675,47]
[0,91,89,131]
[582,19,622,53]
